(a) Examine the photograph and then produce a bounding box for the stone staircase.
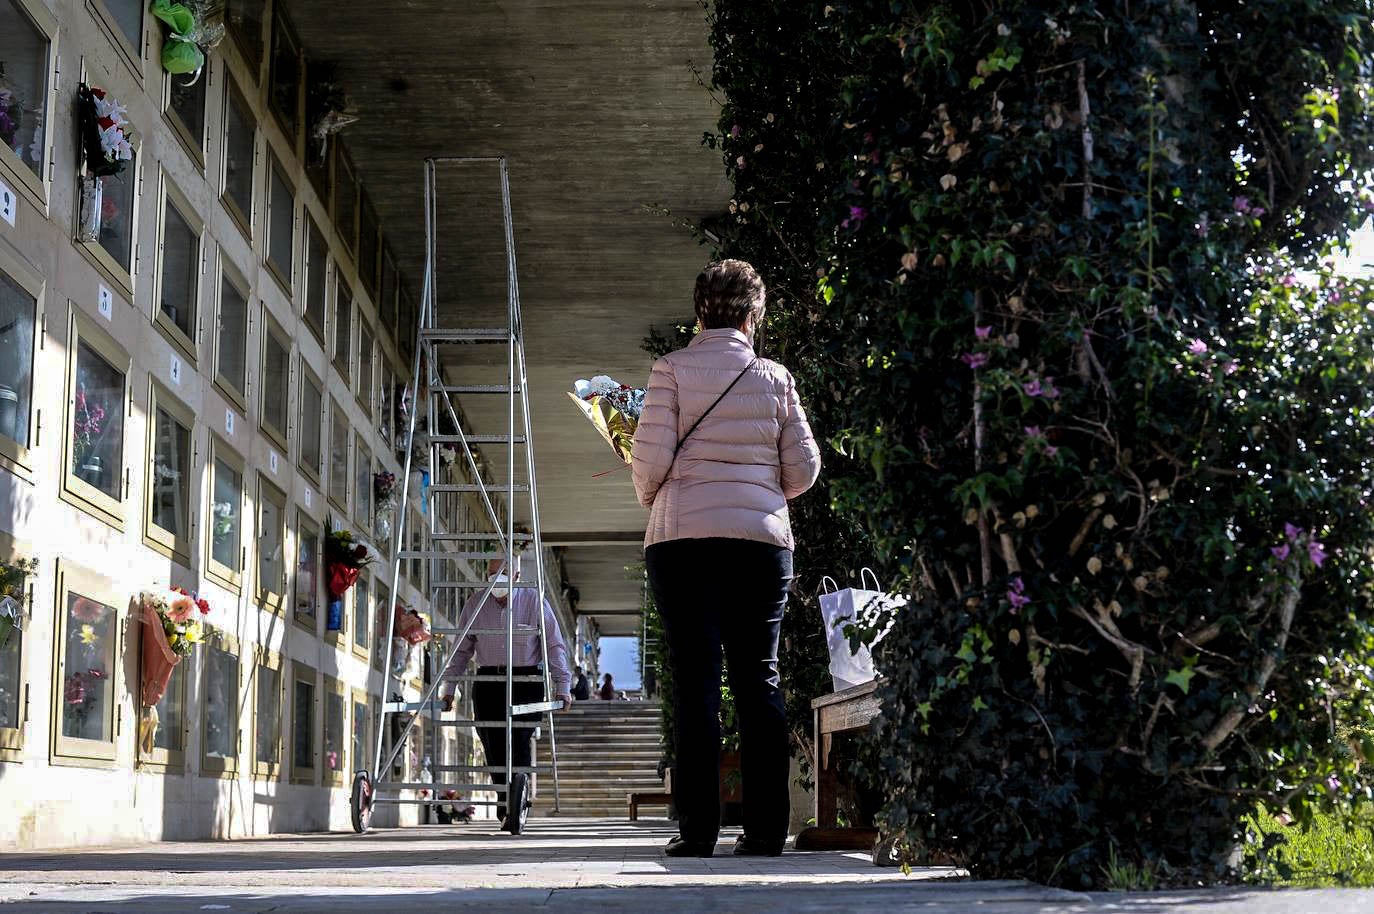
[532,700,666,817]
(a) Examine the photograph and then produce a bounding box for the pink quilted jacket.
[631,328,821,549]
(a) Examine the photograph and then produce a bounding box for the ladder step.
[432,533,533,543]
[433,765,537,774]
[373,798,503,806]
[375,781,507,793]
[429,434,527,445]
[439,674,546,682]
[432,580,538,589]
[413,551,524,561]
[437,719,542,728]
[383,701,450,713]
[434,385,516,394]
[419,328,510,342]
[433,627,541,636]
[429,484,530,494]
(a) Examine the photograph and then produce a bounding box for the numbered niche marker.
[225,409,236,435]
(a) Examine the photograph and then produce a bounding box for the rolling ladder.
[349,157,562,835]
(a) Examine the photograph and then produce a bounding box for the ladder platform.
[433,764,537,774]
[439,673,547,682]
[373,798,504,806]
[419,328,510,342]
[376,780,507,793]
[432,627,541,636]
[437,719,542,728]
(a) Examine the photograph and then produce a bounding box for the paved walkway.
[1,817,1371,912]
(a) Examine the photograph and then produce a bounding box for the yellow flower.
[183,622,203,644]
[79,624,97,645]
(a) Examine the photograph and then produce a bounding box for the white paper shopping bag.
[818,568,905,691]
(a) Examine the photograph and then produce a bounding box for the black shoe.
[733,836,785,857]
[664,835,716,857]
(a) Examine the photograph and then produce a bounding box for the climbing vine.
[703,0,1374,886]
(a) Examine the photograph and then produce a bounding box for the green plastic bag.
[150,0,194,34]
[151,0,205,75]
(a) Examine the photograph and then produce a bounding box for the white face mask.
[489,573,510,599]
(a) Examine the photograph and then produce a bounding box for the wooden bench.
[627,791,672,821]
[793,679,882,852]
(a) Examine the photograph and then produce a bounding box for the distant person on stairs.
[572,665,592,701]
[599,672,617,700]
[631,259,821,859]
[439,551,574,827]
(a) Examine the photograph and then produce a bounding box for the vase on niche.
[76,455,104,489]
[76,175,103,244]
[0,385,17,443]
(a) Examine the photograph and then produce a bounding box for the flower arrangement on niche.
[77,85,133,177]
[72,386,106,471]
[325,522,373,632]
[138,586,213,710]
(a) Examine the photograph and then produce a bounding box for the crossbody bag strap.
[670,357,758,465]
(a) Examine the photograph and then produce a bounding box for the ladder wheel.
[350,771,374,833]
[506,772,530,835]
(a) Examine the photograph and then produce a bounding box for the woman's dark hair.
[694,259,766,330]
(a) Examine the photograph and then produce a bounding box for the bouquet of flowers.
[568,375,646,465]
[73,386,106,467]
[325,525,372,599]
[77,84,134,177]
[142,587,211,657]
[0,556,37,650]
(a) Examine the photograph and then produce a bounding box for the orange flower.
[167,594,195,623]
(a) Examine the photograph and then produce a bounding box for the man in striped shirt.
[439,554,573,823]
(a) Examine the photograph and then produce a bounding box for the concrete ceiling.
[285,0,725,635]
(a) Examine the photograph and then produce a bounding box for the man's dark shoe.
[733,835,785,857]
[664,835,716,857]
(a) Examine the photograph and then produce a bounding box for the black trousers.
[472,665,543,819]
[646,537,793,845]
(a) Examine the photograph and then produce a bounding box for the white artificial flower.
[93,95,127,124]
[99,124,132,162]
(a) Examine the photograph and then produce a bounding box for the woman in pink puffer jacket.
[632,259,821,859]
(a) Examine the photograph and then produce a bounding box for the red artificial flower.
[98,116,114,130]
[353,544,368,560]
[90,87,106,99]
[197,598,211,615]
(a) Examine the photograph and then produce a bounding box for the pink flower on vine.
[1188,339,1209,356]
[1006,576,1030,614]
[1280,274,1297,287]
[1044,445,1059,458]
[730,124,741,138]
[1271,544,1291,561]
[1023,378,1043,396]
[841,205,868,229]
[960,352,989,369]
[1284,522,1303,542]
[975,325,992,339]
[1308,540,1327,568]
[1024,426,1043,439]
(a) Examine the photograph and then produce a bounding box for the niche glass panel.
[59,591,116,743]
[0,268,36,449]
[70,340,125,500]
[0,0,51,181]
